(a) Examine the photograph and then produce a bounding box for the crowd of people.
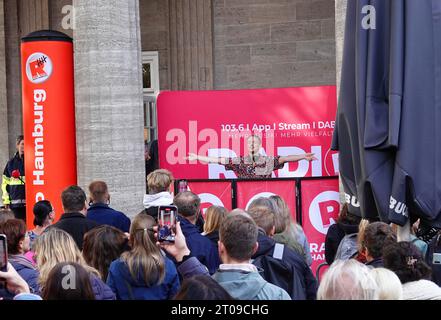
[1,167,441,300]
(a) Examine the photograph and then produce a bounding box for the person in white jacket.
[143,169,174,220]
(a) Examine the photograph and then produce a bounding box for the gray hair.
[369,268,403,300]
[317,259,379,300]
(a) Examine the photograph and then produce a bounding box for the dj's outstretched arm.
[185,153,229,165]
[279,153,317,165]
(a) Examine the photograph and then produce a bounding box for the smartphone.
[0,234,7,272]
[433,253,441,265]
[158,206,177,243]
[178,180,188,193]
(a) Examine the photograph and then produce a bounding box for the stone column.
[4,0,22,156]
[73,0,145,218]
[169,0,214,90]
[335,0,347,93]
[4,0,51,156]
[0,0,10,178]
[335,0,347,205]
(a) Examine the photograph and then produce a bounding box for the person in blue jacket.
[106,214,180,300]
[0,263,41,300]
[173,191,220,274]
[86,181,131,233]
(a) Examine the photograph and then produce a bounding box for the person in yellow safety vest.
[2,135,25,221]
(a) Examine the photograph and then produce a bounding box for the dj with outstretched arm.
[186,135,316,179]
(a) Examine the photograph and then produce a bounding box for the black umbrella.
[334,0,441,231]
[332,0,396,222]
[389,0,441,229]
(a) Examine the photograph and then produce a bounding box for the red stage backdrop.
[301,178,340,276]
[187,181,232,217]
[236,180,296,221]
[157,86,338,180]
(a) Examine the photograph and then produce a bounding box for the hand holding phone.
[0,234,7,290]
[0,262,30,295]
[158,206,178,243]
[154,221,190,262]
[0,234,7,272]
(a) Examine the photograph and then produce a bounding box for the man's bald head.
[173,191,201,221]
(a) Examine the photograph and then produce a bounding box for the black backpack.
[426,232,441,286]
[252,243,306,300]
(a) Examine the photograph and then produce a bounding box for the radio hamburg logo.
[26,52,53,84]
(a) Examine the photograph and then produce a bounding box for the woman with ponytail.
[28,200,55,250]
[106,214,180,300]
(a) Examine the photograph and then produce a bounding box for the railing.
[174,176,339,226]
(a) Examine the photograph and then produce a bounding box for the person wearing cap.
[1,135,26,221]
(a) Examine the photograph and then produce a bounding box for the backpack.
[252,243,306,300]
[334,233,358,260]
[426,232,441,286]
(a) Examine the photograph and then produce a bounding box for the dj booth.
[174,176,339,275]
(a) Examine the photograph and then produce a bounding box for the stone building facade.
[0,0,337,217]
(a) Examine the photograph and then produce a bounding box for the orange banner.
[21,31,77,229]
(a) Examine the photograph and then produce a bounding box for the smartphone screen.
[158,206,177,242]
[433,253,441,265]
[0,234,7,272]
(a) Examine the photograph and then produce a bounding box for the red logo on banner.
[324,148,339,176]
[236,180,296,221]
[187,181,232,218]
[318,200,340,228]
[309,191,340,234]
[301,178,340,275]
[26,52,53,84]
[30,59,47,79]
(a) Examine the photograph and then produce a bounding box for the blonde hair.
[270,195,291,233]
[121,214,165,285]
[203,206,228,235]
[34,228,100,290]
[357,219,371,253]
[147,169,173,194]
[370,268,403,300]
[317,259,379,300]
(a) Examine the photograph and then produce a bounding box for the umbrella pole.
[396,220,411,242]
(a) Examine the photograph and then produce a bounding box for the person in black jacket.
[325,203,361,265]
[2,135,26,221]
[145,139,159,178]
[173,191,220,275]
[49,185,99,250]
[248,205,317,300]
